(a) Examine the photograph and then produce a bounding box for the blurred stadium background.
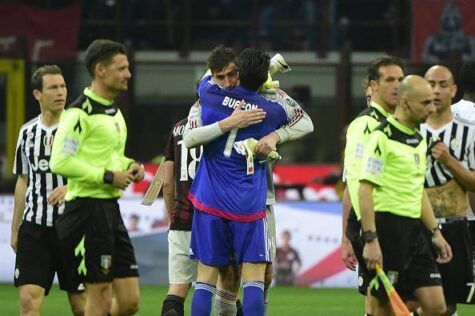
[1,0,475,314]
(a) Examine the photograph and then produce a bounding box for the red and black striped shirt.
[165,118,202,231]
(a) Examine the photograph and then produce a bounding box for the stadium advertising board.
[0,195,357,287]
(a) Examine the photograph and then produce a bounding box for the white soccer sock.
[213,288,237,316]
[264,288,269,305]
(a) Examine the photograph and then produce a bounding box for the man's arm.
[358,181,382,269]
[420,190,452,263]
[183,100,266,149]
[163,128,176,223]
[50,109,103,183]
[11,175,27,252]
[162,161,175,223]
[341,186,357,271]
[271,90,314,144]
[50,108,131,188]
[47,185,67,206]
[183,100,222,149]
[358,131,386,269]
[255,90,314,155]
[431,141,475,191]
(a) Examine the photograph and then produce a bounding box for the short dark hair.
[31,65,63,91]
[84,39,127,78]
[207,45,237,74]
[237,47,270,91]
[367,55,404,82]
[460,61,475,94]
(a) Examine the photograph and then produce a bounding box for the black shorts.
[471,220,475,275]
[14,222,83,295]
[439,219,475,305]
[55,198,139,284]
[362,212,442,301]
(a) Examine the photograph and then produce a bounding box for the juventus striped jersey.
[13,115,66,227]
[420,116,475,188]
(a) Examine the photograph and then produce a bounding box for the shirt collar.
[370,101,390,118]
[84,87,114,106]
[388,116,417,135]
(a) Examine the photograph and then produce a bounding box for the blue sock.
[191,282,216,316]
[243,281,265,316]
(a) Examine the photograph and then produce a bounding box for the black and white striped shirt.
[420,117,475,188]
[13,115,66,227]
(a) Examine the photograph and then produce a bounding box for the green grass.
[1,284,475,315]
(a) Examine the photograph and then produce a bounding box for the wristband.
[103,170,114,184]
[362,230,378,243]
[430,224,442,234]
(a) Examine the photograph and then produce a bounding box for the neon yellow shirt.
[51,88,134,200]
[343,102,389,219]
[359,116,427,219]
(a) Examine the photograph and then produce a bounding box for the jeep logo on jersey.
[31,157,50,172]
[222,96,259,110]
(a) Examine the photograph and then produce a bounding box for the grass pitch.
[1,284,474,315]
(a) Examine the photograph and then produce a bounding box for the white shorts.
[266,205,277,261]
[168,230,197,284]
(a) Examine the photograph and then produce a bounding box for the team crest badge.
[450,138,461,152]
[115,122,120,133]
[43,134,54,148]
[101,255,112,275]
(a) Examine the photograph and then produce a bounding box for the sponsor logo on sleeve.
[366,157,383,177]
[62,136,79,156]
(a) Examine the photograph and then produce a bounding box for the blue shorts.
[190,210,272,266]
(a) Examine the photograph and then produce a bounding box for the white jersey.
[453,99,475,219]
[452,99,475,123]
[420,116,475,188]
[13,115,66,227]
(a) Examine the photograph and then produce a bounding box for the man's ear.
[402,96,410,110]
[33,89,41,102]
[370,79,378,92]
[95,62,105,78]
[451,84,457,99]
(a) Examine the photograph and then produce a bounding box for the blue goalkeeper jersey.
[189,75,288,222]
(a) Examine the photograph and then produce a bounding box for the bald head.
[425,65,453,82]
[396,75,435,126]
[424,65,457,112]
[397,75,433,101]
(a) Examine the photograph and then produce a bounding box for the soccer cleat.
[269,53,291,76]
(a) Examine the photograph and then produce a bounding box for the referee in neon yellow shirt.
[359,75,452,315]
[51,39,144,316]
